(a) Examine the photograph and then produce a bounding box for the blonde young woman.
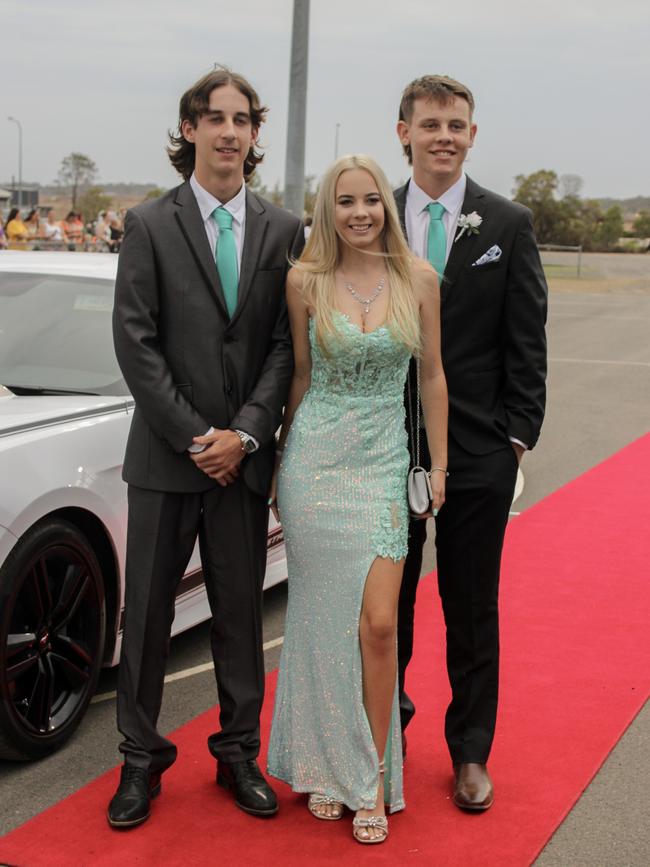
[267,155,448,844]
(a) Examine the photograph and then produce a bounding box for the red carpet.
[2,434,650,867]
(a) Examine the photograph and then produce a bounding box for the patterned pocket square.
[472,245,502,267]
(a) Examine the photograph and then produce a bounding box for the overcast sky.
[2,0,648,199]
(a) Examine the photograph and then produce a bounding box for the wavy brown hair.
[399,75,475,165]
[167,67,268,181]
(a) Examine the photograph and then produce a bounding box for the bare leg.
[355,556,404,840]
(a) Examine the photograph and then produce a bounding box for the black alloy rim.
[2,544,102,739]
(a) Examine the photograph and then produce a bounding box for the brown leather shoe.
[453,763,494,811]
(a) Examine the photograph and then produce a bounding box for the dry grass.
[39,193,145,218]
[543,251,650,296]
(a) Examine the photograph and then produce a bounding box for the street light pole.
[7,116,23,209]
[284,0,310,217]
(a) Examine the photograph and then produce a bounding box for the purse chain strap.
[406,358,421,467]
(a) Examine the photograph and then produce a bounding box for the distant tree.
[513,170,627,251]
[595,206,624,251]
[247,173,268,198]
[558,197,602,250]
[248,174,284,207]
[247,172,317,212]
[632,210,650,237]
[303,175,318,216]
[553,196,579,246]
[58,153,98,209]
[270,182,284,207]
[77,186,113,223]
[578,200,605,251]
[559,174,584,199]
[512,170,563,244]
[142,186,166,202]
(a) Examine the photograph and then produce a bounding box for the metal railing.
[2,238,119,253]
[538,243,583,278]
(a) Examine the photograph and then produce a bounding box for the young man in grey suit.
[395,75,547,811]
[108,68,303,828]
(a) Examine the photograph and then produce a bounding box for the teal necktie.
[426,202,447,281]
[212,206,238,317]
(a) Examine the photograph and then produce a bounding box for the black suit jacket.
[113,181,303,495]
[395,176,547,455]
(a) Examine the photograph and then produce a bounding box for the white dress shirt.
[405,173,527,452]
[190,172,246,270]
[186,174,258,454]
[405,173,467,265]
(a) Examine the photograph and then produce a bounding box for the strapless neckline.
[309,310,390,337]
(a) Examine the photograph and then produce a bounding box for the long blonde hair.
[295,154,421,355]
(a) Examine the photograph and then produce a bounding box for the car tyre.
[0,518,106,760]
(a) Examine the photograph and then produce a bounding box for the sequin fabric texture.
[267,312,411,812]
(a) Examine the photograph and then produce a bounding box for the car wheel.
[0,518,106,760]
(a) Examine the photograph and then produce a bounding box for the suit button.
[226,383,233,395]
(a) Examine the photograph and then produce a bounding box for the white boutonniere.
[455,211,482,242]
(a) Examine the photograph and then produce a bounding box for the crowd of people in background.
[0,207,125,252]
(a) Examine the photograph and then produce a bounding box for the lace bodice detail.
[308,313,411,402]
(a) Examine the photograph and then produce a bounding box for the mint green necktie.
[212,206,238,317]
[426,202,447,281]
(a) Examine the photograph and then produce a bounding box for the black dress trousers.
[117,479,269,773]
[398,437,518,764]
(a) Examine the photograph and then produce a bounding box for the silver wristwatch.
[235,430,257,454]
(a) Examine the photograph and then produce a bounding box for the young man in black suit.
[108,68,303,828]
[394,75,547,811]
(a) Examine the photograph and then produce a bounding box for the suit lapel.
[441,176,488,294]
[395,177,489,302]
[231,190,268,326]
[173,182,228,318]
[394,182,408,236]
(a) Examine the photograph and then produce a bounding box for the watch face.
[244,438,256,454]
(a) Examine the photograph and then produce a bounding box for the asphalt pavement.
[1,284,649,864]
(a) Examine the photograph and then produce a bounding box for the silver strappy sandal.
[308,793,344,821]
[352,761,388,844]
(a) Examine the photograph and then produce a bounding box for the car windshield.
[0,272,128,395]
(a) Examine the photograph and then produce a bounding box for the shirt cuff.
[509,437,528,450]
[188,426,214,453]
[235,429,259,452]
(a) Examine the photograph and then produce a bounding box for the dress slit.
[356,553,403,808]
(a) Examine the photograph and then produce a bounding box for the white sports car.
[0,252,287,761]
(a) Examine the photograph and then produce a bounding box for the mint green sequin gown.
[267,313,410,813]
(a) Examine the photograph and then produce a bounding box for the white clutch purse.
[407,465,433,516]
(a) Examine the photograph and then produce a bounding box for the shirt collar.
[408,173,467,217]
[190,173,247,225]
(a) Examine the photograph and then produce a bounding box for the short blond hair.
[399,75,475,165]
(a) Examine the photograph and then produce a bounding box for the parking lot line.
[548,313,650,321]
[549,357,650,367]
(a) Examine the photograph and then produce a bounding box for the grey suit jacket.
[113,181,303,495]
[395,176,548,455]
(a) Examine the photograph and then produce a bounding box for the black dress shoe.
[107,765,162,828]
[453,763,494,811]
[216,759,278,817]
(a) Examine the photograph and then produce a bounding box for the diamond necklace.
[343,275,386,316]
